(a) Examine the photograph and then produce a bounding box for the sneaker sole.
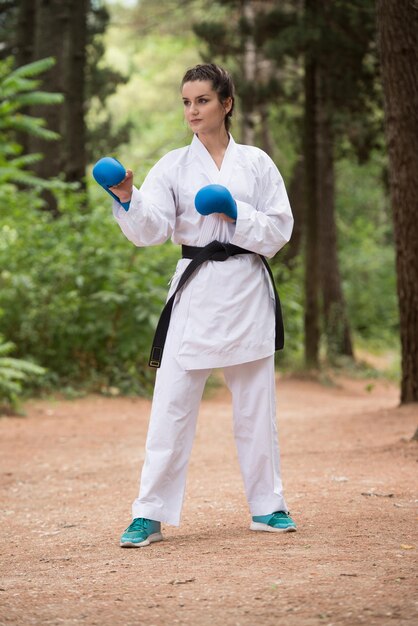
[120,532,163,548]
[250,522,297,533]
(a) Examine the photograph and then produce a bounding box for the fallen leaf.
[400,544,415,550]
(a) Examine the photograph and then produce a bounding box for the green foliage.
[0,188,180,396]
[0,56,68,191]
[337,154,398,346]
[0,57,68,405]
[272,259,304,364]
[0,57,63,141]
[0,336,45,414]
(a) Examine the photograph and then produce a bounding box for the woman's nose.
[190,102,199,115]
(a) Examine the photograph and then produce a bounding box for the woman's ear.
[223,97,233,115]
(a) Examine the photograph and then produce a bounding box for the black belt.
[148,240,284,368]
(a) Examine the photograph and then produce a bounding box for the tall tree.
[314,2,357,360]
[303,0,320,367]
[15,0,35,68]
[29,0,71,215]
[377,0,418,404]
[316,79,353,359]
[62,0,88,185]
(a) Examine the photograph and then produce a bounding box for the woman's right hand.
[109,169,134,203]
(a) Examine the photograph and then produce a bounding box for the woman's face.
[182,80,231,135]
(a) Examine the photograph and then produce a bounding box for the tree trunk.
[15,0,36,154]
[377,0,418,403]
[15,0,35,67]
[30,0,72,215]
[317,66,354,361]
[303,23,320,368]
[63,0,88,187]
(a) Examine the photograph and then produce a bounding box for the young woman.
[110,63,296,547]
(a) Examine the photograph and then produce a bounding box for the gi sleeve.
[112,157,176,247]
[230,151,294,258]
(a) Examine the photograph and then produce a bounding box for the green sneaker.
[250,511,297,533]
[120,517,163,548]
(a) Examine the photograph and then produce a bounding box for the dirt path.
[0,375,417,626]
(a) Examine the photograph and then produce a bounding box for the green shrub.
[0,187,180,395]
[0,336,45,414]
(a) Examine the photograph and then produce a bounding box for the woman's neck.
[197,127,230,158]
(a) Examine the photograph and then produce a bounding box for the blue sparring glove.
[194,184,237,221]
[92,156,131,211]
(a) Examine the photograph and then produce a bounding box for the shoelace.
[127,518,148,532]
[271,511,291,522]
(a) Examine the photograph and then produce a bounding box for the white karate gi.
[113,134,294,526]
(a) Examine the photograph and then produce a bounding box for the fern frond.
[0,358,46,376]
[7,153,43,168]
[0,142,23,157]
[14,92,64,107]
[0,337,46,410]
[0,167,55,187]
[0,379,21,395]
[1,77,40,96]
[0,101,18,117]
[0,367,27,382]
[7,57,56,79]
[0,115,61,140]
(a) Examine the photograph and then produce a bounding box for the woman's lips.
[191,119,202,123]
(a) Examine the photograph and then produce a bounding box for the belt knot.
[211,242,230,261]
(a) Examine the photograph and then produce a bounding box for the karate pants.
[131,349,288,526]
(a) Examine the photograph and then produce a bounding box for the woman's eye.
[182,99,208,106]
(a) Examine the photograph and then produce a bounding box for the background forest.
[0,0,416,412]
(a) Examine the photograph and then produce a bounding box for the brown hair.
[181,63,235,131]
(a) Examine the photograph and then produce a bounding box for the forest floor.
[0,373,417,626]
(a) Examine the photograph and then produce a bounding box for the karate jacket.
[113,134,294,370]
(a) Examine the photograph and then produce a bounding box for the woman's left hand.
[217,213,235,223]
